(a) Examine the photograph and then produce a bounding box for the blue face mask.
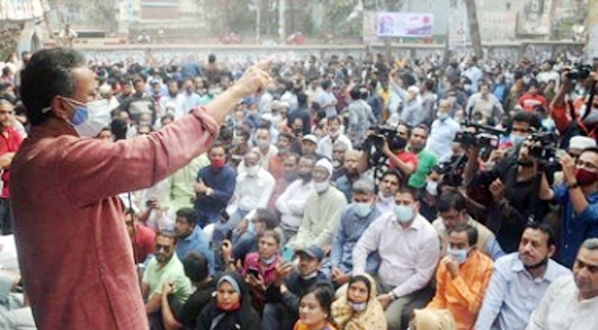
[510,134,526,147]
[393,205,414,223]
[353,202,372,218]
[71,105,88,125]
[447,247,469,264]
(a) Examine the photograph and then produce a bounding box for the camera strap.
[581,80,597,123]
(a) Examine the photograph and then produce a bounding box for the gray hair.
[581,238,598,251]
[332,141,348,151]
[245,150,261,161]
[352,178,375,194]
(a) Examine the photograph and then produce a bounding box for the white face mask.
[246,165,259,177]
[314,181,330,193]
[73,99,112,137]
[425,181,439,196]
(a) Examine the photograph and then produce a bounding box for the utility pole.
[464,0,483,59]
[278,0,286,44]
[588,0,598,61]
[256,0,261,45]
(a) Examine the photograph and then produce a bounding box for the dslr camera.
[565,64,593,80]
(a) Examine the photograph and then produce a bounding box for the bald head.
[345,149,362,176]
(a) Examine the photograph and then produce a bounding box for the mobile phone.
[282,246,294,263]
[247,267,260,278]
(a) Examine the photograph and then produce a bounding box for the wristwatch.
[388,292,398,301]
[567,181,580,189]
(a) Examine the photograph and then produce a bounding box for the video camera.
[528,132,562,171]
[565,64,593,80]
[454,122,505,149]
[366,125,407,152]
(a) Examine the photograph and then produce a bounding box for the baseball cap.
[302,134,318,144]
[296,245,324,261]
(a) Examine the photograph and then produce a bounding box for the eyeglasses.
[576,160,598,171]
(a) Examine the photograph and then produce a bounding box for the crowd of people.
[0,47,597,330]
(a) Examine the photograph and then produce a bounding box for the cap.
[315,158,333,176]
[271,100,283,111]
[569,136,597,151]
[261,113,273,122]
[296,245,324,261]
[302,134,318,144]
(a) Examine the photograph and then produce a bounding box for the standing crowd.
[0,49,597,330]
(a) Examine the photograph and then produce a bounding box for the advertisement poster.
[376,12,434,38]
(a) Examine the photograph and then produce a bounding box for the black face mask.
[299,173,312,182]
[524,257,549,271]
[284,172,298,182]
[517,159,535,168]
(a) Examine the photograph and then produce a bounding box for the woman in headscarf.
[331,273,387,330]
[407,309,456,330]
[195,272,260,330]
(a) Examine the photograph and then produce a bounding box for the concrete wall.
[77,41,585,66]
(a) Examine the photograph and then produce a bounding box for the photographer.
[463,115,548,254]
[380,123,418,178]
[539,148,598,268]
[550,66,598,144]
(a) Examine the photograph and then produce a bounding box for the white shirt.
[526,276,598,330]
[427,117,462,163]
[159,93,186,119]
[536,71,560,87]
[317,134,353,160]
[275,179,314,228]
[375,193,395,215]
[234,168,275,212]
[353,213,440,297]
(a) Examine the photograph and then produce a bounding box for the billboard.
[376,12,434,38]
[0,0,45,20]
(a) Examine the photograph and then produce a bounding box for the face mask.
[299,173,312,182]
[353,202,373,218]
[256,139,270,150]
[314,181,330,193]
[348,301,367,312]
[70,99,112,138]
[438,113,449,121]
[576,168,598,186]
[447,247,468,264]
[393,205,415,223]
[211,158,226,168]
[300,271,318,280]
[333,160,343,168]
[510,134,525,147]
[284,172,298,182]
[261,255,277,265]
[278,147,288,155]
[329,130,340,138]
[426,181,439,196]
[246,165,259,177]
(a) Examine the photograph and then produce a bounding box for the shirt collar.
[512,254,558,282]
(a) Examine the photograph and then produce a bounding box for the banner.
[0,0,44,20]
[376,12,434,38]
